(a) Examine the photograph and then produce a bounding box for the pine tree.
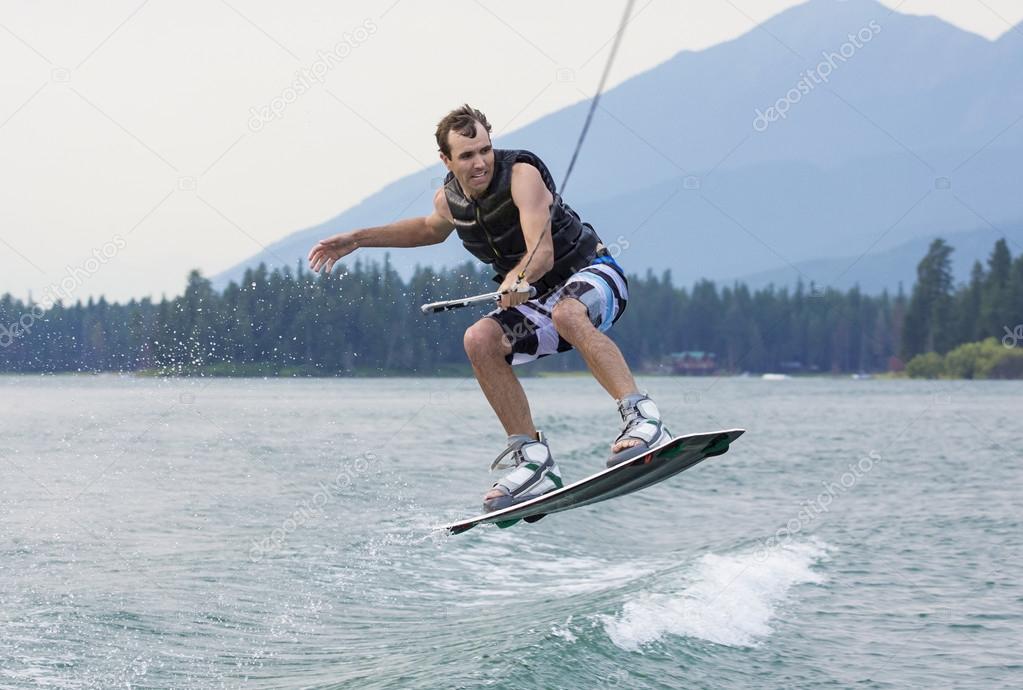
[955,260,985,344]
[979,239,1013,340]
[1007,254,1023,342]
[902,239,954,359]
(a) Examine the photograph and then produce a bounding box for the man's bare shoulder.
[510,161,543,181]
[510,162,552,206]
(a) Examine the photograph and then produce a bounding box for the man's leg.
[463,317,537,439]
[464,318,545,505]
[551,298,642,454]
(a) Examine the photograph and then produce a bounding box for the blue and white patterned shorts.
[485,256,629,366]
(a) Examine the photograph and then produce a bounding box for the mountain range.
[213,0,1023,293]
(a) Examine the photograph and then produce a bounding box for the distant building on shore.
[667,351,717,375]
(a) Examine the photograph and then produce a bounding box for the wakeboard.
[442,428,744,535]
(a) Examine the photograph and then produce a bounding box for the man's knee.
[552,298,594,342]
[463,318,511,360]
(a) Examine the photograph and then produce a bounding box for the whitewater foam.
[601,539,830,650]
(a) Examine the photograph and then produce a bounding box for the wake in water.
[600,539,830,650]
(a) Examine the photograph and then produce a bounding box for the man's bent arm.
[505,163,555,285]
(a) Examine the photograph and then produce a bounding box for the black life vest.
[443,149,601,295]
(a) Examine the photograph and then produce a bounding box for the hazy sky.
[2,0,1021,303]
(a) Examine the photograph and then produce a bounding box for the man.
[308,105,671,512]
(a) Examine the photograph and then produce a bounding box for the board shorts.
[485,253,629,366]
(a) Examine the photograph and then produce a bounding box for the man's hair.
[435,104,492,158]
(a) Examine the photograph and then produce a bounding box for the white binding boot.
[607,393,672,467]
[483,431,563,512]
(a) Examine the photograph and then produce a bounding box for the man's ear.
[439,152,452,170]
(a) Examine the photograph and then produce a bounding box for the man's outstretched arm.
[308,189,455,273]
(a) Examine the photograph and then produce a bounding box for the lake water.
[1,375,1020,689]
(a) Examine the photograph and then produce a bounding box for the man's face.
[441,123,494,198]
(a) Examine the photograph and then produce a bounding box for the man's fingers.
[309,245,339,273]
[497,285,529,309]
[308,241,329,262]
[498,293,525,309]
